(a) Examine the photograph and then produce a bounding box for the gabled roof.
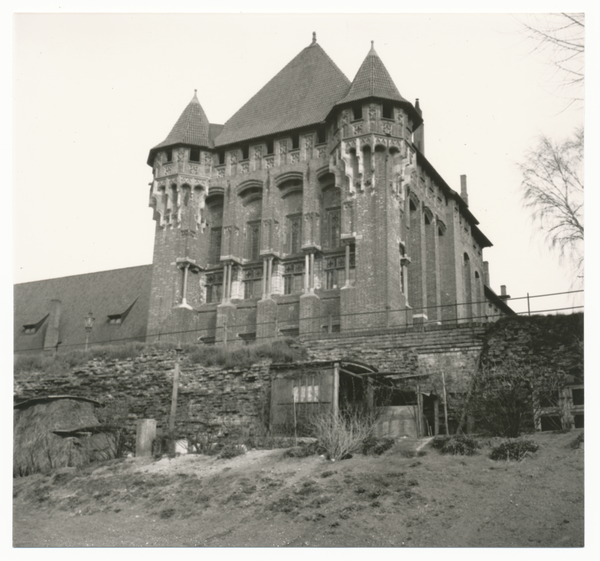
[214,39,351,147]
[335,43,422,128]
[148,92,212,164]
[14,265,153,353]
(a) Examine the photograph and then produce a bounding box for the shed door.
[270,369,334,435]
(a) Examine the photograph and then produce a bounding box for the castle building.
[14,35,513,354]
[145,35,509,345]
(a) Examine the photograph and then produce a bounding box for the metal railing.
[14,289,583,354]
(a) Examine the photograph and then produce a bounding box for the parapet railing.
[15,289,583,354]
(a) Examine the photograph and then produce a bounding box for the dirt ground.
[13,430,584,548]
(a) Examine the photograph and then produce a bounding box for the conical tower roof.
[148,91,212,164]
[335,42,422,126]
[214,36,350,147]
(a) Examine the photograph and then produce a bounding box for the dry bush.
[309,410,377,462]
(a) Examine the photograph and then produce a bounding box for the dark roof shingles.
[214,42,351,147]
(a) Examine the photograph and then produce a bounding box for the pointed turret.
[335,42,422,127]
[147,91,212,164]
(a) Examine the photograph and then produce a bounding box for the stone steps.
[305,326,486,354]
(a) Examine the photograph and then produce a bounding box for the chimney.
[483,261,490,286]
[43,299,62,351]
[499,285,511,301]
[460,175,468,206]
[413,98,425,154]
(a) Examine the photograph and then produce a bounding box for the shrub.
[431,435,451,450]
[218,444,247,460]
[439,435,479,456]
[468,361,567,438]
[283,441,322,458]
[570,432,584,449]
[309,411,376,462]
[361,436,396,456]
[489,439,539,461]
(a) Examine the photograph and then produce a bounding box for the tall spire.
[149,90,211,161]
[336,42,407,105]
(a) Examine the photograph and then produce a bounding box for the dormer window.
[22,314,49,335]
[352,104,363,120]
[190,147,200,162]
[106,299,137,326]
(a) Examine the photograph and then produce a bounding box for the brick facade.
[145,38,510,345]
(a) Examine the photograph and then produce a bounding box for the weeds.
[570,432,584,449]
[218,444,247,460]
[361,436,395,456]
[490,439,539,461]
[186,338,307,368]
[437,435,479,456]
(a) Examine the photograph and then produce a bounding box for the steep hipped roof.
[214,39,351,147]
[14,265,153,353]
[335,43,422,128]
[147,92,213,164]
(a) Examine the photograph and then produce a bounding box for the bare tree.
[518,127,584,274]
[519,13,584,108]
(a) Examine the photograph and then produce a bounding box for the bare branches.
[518,13,584,107]
[518,127,584,274]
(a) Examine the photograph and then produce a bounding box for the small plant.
[438,435,479,456]
[283,441,322,458]
[431,435,451,450]
[489,438,539,461]
[218,444,247,460]
[361,436,395,456]
[570,432,584,449]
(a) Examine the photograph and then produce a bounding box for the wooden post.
[441,371,450,435]
[416,383,423,437]
[434,395,440,436]
[168,347,183,450]
[136,419,157,457]
[333,363,340,417]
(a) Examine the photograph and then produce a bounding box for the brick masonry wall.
[14,350,273,441]
[15,316,581,442]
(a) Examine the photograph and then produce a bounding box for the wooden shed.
[268,361,434,438]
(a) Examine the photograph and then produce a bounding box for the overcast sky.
[12,7,592,316]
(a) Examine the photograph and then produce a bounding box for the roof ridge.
[214,40,350,147]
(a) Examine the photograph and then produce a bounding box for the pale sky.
[11,6,593,316]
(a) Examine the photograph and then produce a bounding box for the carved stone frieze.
[304,135,314,153]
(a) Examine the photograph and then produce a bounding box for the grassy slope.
[13,430,584,547]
